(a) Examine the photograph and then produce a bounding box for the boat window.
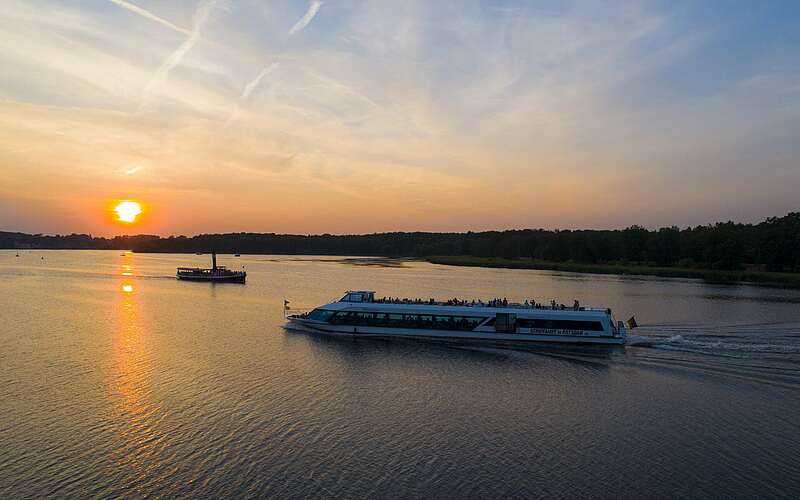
[494,313,517,333]
[517,318,604,331]
[328,312,487,331]
[339,292,375,303]
[307,309,336,322]
[340,293,362,302]
[329,312,352,324]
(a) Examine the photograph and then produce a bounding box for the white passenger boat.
[286,291,628,345]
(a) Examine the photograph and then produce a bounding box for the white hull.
[286,318,625,345]
[286,291,627,346]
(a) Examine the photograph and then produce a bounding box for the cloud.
[140,0,220,112]
[242,62,280,100]
[108,0,190,35]
[289,0,322,35]
[3,0,800,234]
[225,62,279,127]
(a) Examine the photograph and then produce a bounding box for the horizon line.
[2,210,797,239]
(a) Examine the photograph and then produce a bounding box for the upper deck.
[330,291,614,320]
[176,266,245,277]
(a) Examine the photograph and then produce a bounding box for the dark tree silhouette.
[2,211,799,273]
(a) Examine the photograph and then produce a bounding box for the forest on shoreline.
[2,212,798,274]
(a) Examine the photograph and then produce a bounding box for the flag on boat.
[626,316,638,329]
[283,299,290,311]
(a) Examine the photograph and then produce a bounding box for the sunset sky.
[1,0,798,236]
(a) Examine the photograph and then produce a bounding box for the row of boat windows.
[305,309,605,332]
[307,309,486,331]
[485,318,605,331]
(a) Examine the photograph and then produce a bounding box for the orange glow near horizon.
[2,1,799,237]
[114,201,142,224]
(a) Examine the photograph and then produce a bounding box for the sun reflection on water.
[112,252,163,475]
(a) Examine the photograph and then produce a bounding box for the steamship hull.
[176,273,246,283]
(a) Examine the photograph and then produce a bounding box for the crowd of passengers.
[374,296,584,310]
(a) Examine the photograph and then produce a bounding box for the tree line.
[2,211,799,272]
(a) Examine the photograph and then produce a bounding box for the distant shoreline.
[425,256,800,289]
[6,248,800,288]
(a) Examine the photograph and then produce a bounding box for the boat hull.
[176,274,246,283]
[286,318,625,345]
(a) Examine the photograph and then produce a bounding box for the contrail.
[140,0,219,111]
[242,63,279,100]
[108,0,190,35]
[225,62,280,127]
[289,0,322,35]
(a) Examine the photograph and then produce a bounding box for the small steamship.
[176,252,246,283]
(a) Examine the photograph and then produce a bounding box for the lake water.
[1,250,799,498]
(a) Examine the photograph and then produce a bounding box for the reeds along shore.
[426,256,800,288]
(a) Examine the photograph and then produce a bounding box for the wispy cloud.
[226,62,280,127]
[289,0,322,35]
[108,0,190,35]
[140,0,220,112]
[242,63,280,100]
[3,0,799,234]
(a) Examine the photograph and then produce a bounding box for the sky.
[0,0,798,236]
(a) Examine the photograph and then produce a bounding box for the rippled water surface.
[1,250,799,498]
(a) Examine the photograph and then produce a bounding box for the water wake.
[628,324,800,357]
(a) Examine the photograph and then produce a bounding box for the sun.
[114,201,142,223]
